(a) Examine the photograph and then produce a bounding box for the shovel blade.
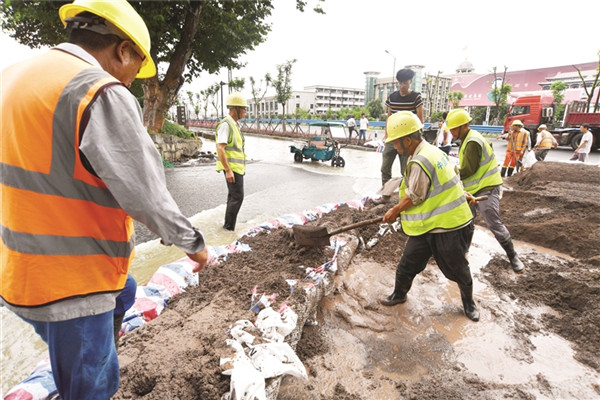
[292,224,331,247]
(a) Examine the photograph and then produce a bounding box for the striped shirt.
[385,90,423,114]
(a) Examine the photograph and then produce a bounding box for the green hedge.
[161,120,195,139]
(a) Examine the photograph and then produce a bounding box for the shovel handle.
[328,217,383,236]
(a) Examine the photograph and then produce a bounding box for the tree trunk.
[142,1,204,132]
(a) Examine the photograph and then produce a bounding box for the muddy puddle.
[278,228,600,400]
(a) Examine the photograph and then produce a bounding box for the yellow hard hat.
[59,0,156,79]
[226,92,248,108]
[445,108,472,130]
[511,120,523,126]
[385,111,423,143]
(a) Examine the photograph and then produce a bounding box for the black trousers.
[395,222,475,289]
[224,171,244,231]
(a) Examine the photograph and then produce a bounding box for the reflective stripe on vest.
[459,130,503,194]
[216,115,246,175]
[399,143,473,236]
[539,131,554,148]
[507,129,528,152]
[1,49,132,307]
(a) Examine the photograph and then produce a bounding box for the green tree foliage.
[228,77,245,92]
[366,99,384,120]
[430,111,445,123]
[490,66,512,125]
[0,1,322,132]
[186,90,201,119]
[273,59,296,131]
[469,107,488,125]
[249,74,271,127]
[551,81,567,124]
[447,91,465,108]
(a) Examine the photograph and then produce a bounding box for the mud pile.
[115,161,600,399]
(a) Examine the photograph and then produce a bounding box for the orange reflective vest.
[506,129,528,153]
[538,130,555,149]
[1,49,133,307]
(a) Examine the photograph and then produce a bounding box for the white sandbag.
[248,342,308,380]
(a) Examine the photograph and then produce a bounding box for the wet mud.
[114,161,600,399]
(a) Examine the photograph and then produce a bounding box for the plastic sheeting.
[5,195,375,400]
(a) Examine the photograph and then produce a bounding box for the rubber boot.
[507,167,514,177]
[500,167,507,178]
[113,313,125,348]
[499,238,525,273]
[380,274,413,306]
[459,283,480,322]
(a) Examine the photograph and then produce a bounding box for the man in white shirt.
[570,124,593,162]
[347,115,357,144]
[359,113,369,144]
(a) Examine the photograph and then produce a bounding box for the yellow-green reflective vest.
[216,116,246,175]
[458,129,503,194]
[399,143,473,236]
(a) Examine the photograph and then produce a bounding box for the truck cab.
[504,95,599,150]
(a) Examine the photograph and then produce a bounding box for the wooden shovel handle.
[328,217,384,236]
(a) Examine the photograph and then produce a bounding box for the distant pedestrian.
[533,124,558,161]
[216,92,248,231]
[436,111,452,154]
[347,114,357,143]
[382,68,424,196]
[359,113,369,144]
[570,124,593,162]
[501,120,528,177]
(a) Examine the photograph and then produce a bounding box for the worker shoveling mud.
[113,161,599,400]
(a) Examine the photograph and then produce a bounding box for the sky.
[2,0,599,99]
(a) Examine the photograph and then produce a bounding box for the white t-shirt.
[580,131,593,154]
[217,115,237,144]
[347,117,356,127]
[360,117,369,130]
[437,122,451,146]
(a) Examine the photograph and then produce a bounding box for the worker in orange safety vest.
[0,0,208,398]
[501,120,529,177]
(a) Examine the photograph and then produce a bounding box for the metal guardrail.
[188,119,504,135]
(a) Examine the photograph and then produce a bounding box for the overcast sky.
[2,0,599,98]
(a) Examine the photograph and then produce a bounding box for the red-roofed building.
[449,61,599,108]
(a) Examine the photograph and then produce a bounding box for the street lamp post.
[385,49,396,85]
[219,81,226,119]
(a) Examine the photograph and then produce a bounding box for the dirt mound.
[500,161,599,260]
[115,161,600,399]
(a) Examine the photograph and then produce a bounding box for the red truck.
[503,95,600,150]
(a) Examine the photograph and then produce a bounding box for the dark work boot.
[380,275,413,306]
[507,167,514,177]
[499,238,525,273]
[459,283,480,322]
[113,313,125,348]
[380,292,407,306]
[500,167,507,178]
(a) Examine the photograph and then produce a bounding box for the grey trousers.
[470,186,510,243]
[381,141,408,186]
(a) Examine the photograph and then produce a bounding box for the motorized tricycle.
[289,121,346,167]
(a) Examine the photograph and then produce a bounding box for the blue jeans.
[20,310,119,400]
[358,129,366,141]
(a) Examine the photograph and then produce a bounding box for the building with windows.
[247,85,365,118]
[363,71,380,105]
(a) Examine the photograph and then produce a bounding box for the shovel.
[292,217,383,247]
